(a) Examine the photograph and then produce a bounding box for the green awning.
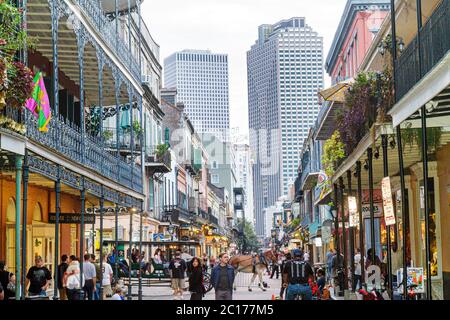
[309,222,321,237]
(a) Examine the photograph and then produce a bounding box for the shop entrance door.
[31,224,55,275]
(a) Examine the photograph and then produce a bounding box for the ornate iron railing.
[24,111,142,193]
[395,0,449,101]
[76,0,141,83]
[103,126,142,151]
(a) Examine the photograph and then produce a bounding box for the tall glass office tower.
[164,50,230,141]
[247,17,324,237]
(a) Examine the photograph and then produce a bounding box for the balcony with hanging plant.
[0,0,35,135]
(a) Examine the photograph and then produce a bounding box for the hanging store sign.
[348,196,359,227]
[49,213,95,224]
[381,177,396,226]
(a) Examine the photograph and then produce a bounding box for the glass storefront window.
[418,178,438,277]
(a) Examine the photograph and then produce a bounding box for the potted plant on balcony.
[102,129,114,143]
[155,143,170,163]
[0,1,36,133]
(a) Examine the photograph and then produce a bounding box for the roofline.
[325,0,390,74]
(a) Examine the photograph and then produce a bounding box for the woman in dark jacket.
[188,257,205,300]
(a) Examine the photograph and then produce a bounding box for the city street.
[125,274,282,301]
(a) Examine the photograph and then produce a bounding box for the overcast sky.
[141,0,348,136]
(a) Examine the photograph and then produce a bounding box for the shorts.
[171,278,185,290]
[103,284,113,297]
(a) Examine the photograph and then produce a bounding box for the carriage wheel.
[203,271,213,293]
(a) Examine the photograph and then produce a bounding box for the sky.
[141,0,348,136]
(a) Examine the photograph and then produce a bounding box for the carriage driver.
[281,249,315,300]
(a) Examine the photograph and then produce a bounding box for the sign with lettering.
[366,265,382,291]
[397,267,425,294]
[348,196,359,227]
[381,177,396,226]
[49,213,95,224]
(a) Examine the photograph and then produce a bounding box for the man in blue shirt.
[211,253,235,300]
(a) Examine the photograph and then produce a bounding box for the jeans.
[353,274,362,291]
[286,283,312,300]
[83,279,94,300]
[93,282,101,300]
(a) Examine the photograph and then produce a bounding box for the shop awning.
[318,78,353,103]
[309,222,321,238]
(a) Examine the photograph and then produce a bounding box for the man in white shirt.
[102,255,114,299]
[353,249,362,291]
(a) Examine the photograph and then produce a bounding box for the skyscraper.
[164,50,230,141]
[247,17,324,237]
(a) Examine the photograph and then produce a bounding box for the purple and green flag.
[25,71,51,132]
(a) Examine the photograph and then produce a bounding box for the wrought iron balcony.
[19,110,143,193]
[76,0,141,83]
[144,145,171,173]
[103,126,142,154]
[163,205,193,223]
[395,0,449,102]
[208,212,219,227]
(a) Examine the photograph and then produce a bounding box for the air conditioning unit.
[142,74,152,85]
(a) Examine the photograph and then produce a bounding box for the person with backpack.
[281,249,314,300]
[169,251,187,300]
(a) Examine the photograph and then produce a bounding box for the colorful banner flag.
[25,71,51,132]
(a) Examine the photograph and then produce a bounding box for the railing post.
[21,150,28,300]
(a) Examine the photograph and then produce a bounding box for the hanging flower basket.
[0,114,26,134]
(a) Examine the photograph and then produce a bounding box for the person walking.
[326,249,335,282]
[202,253,208,272]
[25,256,52,298]
[57,255,69,300]
[209,256,216,270]
[211,252,235,300]
[353,249,362,291]
[281,249,314,300]
[280,252,291,299]
[0,261,15,300]
[64,255,84,300]
[188,257,206,300]
[91,254,101,300]
[82,254,96,300]
[270,252,280,279]
[101,254,114,299]
[169,251,187,300]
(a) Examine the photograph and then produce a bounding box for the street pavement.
[127,273,283,300]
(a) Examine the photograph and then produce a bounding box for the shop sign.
[314,237,322,247]
[49,213,95,224]
[362,203,382,219]
[348,196,359,227]
[366,265,382,291]
[321,226,331,243]
[381,177,396,226]
[292,203,300,216]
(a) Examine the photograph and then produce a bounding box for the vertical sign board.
[348,196,359,227]
[381,177,396,226]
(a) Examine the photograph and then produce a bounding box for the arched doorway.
[31,202,55,274]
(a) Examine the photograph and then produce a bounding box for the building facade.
[233,143,255,224]
[325,0,390,84]
[247,17,324,237]
[163,50,230,141]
